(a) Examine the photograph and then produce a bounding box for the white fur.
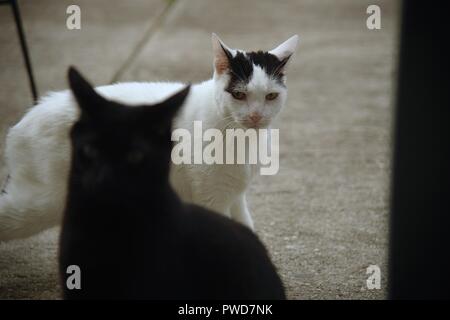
[0,34,298,240]
[269,35,299,61]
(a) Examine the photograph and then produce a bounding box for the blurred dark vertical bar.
[389,1,450,299]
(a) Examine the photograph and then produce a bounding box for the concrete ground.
[0,0,399,299]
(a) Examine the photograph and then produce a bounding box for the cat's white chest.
[170,161,255,213]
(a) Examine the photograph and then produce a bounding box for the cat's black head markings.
[222,48,290,93]
[67,67,190,196]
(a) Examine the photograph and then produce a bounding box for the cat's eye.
[81,144,98,159]
[231,91,247,100]
[265,92,279,101]
[127,150,145,164]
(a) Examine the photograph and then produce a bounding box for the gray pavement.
[0,0,399,299]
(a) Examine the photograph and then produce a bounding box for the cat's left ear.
[68,66,106,116]
[269,35,300,69]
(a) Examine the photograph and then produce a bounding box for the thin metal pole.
[9,0,38,102]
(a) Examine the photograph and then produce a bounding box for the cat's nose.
[248,112,262,124]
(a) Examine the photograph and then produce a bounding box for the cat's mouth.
[239,119,270,129]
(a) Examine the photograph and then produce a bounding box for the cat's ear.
[68,66,106,116]
[154,85,191,122]
[141,85,190,135]
[212,33,234,75]
[269,35,299,70]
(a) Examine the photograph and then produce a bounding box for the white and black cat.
[0,34,299,240]
[60,67,285,300]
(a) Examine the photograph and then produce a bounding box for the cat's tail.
[0,191,59,241]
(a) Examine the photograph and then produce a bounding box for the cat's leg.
[0,126,66,241]
[0,181,62,241]
[229,193,254,230]
[188,179,237,218]
[190,189,231,217]
[0,145,65,240]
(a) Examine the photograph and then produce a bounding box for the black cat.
[59,67,286,300]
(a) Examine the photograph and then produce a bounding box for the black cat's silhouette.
[59,67,286,300]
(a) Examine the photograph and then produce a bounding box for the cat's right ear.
[68,66,105,116]
[158,85,191,119]
[144,85,190,133]
[212,33,234,75]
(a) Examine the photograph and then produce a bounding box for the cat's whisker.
[215,116,238,129]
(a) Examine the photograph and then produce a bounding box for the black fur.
[224,48,289,93]
[59,67,286,300]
